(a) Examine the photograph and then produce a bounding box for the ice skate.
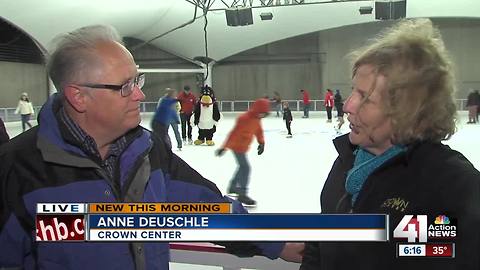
[286,134,292,138]
[188,138,193,145]
[226,186,240,198]
[226,193,239,199]
[238,194,257,207]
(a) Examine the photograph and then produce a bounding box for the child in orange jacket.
[215,98,270,206]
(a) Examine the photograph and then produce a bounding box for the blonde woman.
[302,19,480,269]
[15,92,34,131]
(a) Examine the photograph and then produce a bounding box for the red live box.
[425,243,454,257]
[36,214,85,241]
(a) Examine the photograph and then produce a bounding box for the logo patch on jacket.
[381,197,409,212]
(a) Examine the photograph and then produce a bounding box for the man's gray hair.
[47,25,123,92]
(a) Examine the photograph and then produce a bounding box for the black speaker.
[225,7,253,26]
[375,0,406,20]
[359,6,373,15]
[260,12,273,20]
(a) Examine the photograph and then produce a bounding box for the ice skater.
[300,89,310,118]
[334,89,345,133]
[272,91,282,117]
[283,101,293,138]
[215,98,270,207]
[324,89,334,123]
[152,88,182,151]
[15,92,34,132]
[177,85,197,144]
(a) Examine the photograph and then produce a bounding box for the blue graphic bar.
[88,214,387,229]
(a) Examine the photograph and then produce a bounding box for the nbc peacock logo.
[434,215,450,225]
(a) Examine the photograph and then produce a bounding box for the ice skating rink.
[4,111,480,214]
[4,111,480,269]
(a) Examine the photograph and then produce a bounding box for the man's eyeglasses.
[79,73,145,97]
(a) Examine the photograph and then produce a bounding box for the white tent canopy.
[1,0,479,64]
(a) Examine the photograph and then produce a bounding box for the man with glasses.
[0,25,303,269]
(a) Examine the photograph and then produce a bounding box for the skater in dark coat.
[466,90,479,123]
[282,101,293,137]
[334,89,345,131]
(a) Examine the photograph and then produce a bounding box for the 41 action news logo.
[393,215,457,242]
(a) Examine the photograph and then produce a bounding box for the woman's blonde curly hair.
[349,19,457,144]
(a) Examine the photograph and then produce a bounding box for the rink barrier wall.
[0,99,468,122]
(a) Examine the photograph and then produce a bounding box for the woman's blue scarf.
[345,145,406,206]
